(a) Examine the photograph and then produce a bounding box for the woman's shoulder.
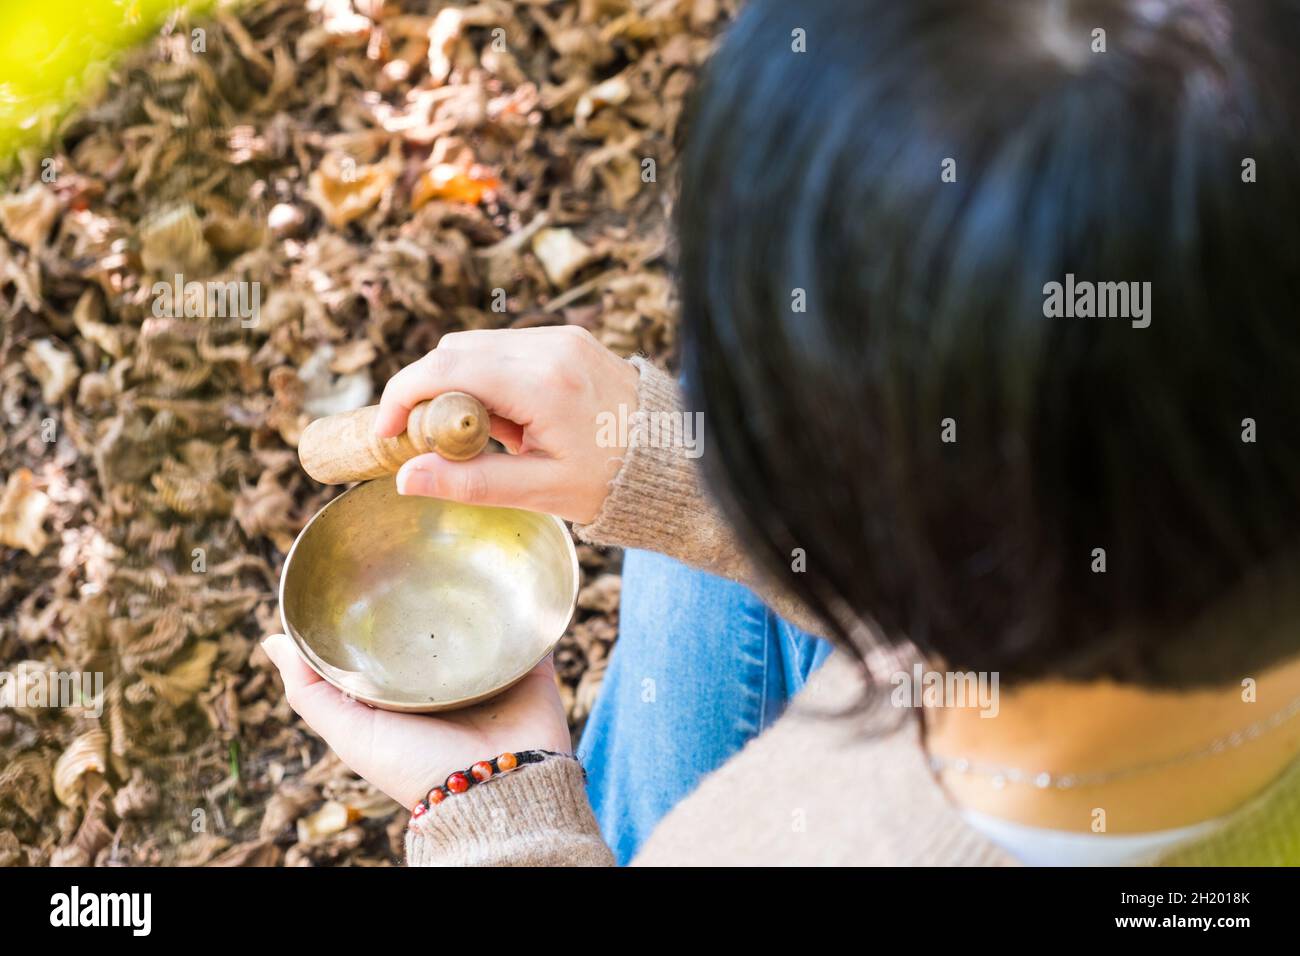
[631,654,1015,866]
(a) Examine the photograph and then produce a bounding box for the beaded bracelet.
[410,749,567,821]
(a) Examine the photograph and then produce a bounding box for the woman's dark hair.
[679,0,1300,687]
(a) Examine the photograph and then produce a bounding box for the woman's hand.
[377,326,640,525]
[260,634,573,811]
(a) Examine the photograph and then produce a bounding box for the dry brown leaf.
[426,7,465,85]
[575,74,631,129]
[258,783,317,839]
[329,338,378,373]
[112,769,161,819]
[235,471,301,553]
[23,339,79,403]
[296,800,359,842]
[0,469,51,556]
[299,345,374,418]
[139,640,220,708]
[532,228,600,287]
[0,183,62,248]
[411,163,500,209]
[0,830,23,867]
[72,289,127,358]
[139,203,216,277]
[206,838,283,867]
[307,153,400,228]
[52,730,109,808]
[578,573,622,614]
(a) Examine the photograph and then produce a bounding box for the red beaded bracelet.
[410,749,566,821]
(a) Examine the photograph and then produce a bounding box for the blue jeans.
[576,549,832,864]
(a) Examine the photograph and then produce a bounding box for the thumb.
[260,633,322,690]
[396,451,558,513]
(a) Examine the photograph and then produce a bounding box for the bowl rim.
[278,477,579,713]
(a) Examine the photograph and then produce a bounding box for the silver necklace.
[928,690,1300,791]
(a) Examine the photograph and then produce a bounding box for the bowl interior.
[280,478,577,710]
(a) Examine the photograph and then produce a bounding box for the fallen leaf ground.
[0,0,729,866]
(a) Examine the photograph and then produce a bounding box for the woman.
[261,0,1300,865]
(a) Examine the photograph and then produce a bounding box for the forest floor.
[0,0,728,866]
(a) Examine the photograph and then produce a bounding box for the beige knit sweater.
[406,359,1300,866]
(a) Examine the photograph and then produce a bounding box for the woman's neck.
[926,655,1300,833]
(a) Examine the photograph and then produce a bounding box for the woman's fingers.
[369,326,631,523]
[261,633,323,690]
[261,633,377,756]
[373,348,539,439]
[436,326,571,353]
[395,450,562,515]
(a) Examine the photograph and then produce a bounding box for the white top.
[961,810,1225,866]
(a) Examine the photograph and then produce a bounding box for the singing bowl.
[279,477,579,713]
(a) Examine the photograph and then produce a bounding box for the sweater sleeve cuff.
[573,356,725,558]
[404,756,614,867]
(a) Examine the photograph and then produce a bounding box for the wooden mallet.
[298,392,491,485]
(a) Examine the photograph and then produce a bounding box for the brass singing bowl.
[279,477,579,713]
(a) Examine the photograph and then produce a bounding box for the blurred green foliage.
[0,0,214,160]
